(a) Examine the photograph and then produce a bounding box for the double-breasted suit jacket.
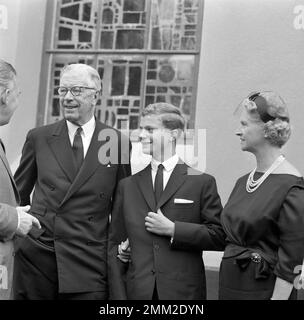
[108,162,225,300]
[14,119,131,293]
[0,142,20,299]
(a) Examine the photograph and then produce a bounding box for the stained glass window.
[56,0,98,49]
[99,0,148,50]
[150,0,200,50]
[40,0,203,131]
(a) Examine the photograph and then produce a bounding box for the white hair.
[60,63,102,91]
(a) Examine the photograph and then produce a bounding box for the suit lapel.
[47,120,76,183]
[134,164,156,212]
[157,161,188,210]
[0,142,20,204]
[59,121,107,206]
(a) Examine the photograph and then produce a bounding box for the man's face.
[139,115,173,161]
[0,78,20,125]
[59,67,98,126]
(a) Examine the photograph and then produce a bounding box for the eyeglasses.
[57,86,98,97]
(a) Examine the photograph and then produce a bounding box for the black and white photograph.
[0,0,304,316]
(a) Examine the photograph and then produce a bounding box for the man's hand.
[117,238,131,263]
[145,209,175,236]
[16,205,41,237]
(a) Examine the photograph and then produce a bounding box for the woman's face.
[235,108,266,153]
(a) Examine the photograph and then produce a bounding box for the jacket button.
[154,244,159,250]
[100,192,105,198]
[151,269,155,274]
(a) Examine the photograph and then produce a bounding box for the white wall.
[197,0,304,205]
[0,0,47,166]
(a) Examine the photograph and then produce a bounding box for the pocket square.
[174,198,194,204]
[107,164,111,167]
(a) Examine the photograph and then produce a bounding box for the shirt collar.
[151,153,179,172]
[66,116,96,137]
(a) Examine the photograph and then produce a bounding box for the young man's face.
[139,115,174,161]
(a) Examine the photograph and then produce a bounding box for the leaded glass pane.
[144,55,195,127]
[55,0,98,49]
[96,56,144,130]
[99,0,148,49]
[150,0,200,50]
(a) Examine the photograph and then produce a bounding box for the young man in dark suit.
[108,102,225,300]
[13,63,131,300]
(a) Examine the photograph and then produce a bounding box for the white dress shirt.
[151,153,179,190]
[66,116,96,158]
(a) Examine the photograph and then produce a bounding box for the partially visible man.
[108,103,225,300]
[13,63,131,300]
[0,59,41,300]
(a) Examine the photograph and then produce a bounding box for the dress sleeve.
[274,184,304,283]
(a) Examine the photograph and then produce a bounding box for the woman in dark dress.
[219,91,304,300]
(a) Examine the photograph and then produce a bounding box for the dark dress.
[219,173,304,300]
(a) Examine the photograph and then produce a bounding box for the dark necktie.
[0,138,5,154]
[72,127,84,172]
[154,164,164,206]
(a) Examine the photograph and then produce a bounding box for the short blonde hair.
[142,103,185,130]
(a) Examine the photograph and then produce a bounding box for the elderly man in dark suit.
[13,63,131,300]
[0,59,40,299]
[108,102,225,300]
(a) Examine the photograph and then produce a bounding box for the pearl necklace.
[246,155,285,193]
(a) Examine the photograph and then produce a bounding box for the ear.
[0,89,9,105]
[170,129,179,141]
[95,90,101,100]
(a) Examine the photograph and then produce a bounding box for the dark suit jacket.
[14,119,131,293]
[108,162,225,300]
